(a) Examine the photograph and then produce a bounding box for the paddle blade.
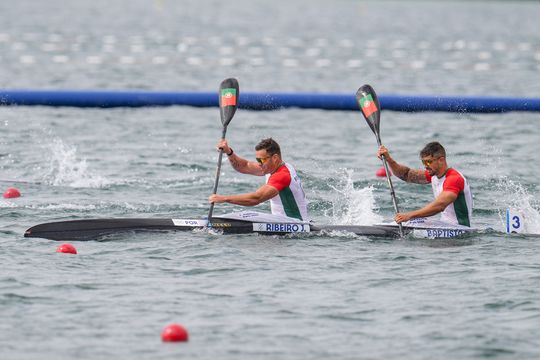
[219,78,239,127]
[356,84,381,138]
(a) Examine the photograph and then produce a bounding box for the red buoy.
[161,323,189,342]
[3,187,21,198]
[56,243,77,254]
[376,166,391,177]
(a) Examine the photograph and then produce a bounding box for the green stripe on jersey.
[279,187,302,220]
[454,191,470,227]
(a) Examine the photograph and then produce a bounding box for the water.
[1,0,540,359]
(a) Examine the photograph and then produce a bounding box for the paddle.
[356,84,403,237]
[207,78,240,223]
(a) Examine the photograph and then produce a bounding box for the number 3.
[512,215,521,229]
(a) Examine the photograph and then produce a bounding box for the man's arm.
[377,145,428,184]
[208,184,278,206]
[394,191,457,223]
[227,152,264,176]
[216,139,263,175]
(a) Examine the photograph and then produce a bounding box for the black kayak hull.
[24,217,405,241]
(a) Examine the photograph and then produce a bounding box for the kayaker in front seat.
[208,137,308,221]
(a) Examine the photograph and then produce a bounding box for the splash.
[327,169,383,225]
[494,177,540,234]
[43,139,110,188]
[0,200,17,208]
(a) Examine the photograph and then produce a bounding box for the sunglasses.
[256,155,272,165]
[421,157,441,166]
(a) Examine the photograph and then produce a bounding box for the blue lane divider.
[1,89,540,113]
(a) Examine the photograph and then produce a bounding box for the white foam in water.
[86,56,103,64]
[48,34,63,42]
[219,46,234,55]
[250,58,265,66]
[346,59,362,68]
[19,55,35,64]
[248,47,263,55]
[282,59,298,67]
[467,41,480,50]
[219,58,236,66]
[314,38,328,47]
[305,48,321,57]
[287,38,303,47]
[130,44,145,53]
[366,39,379,48]
[119,56,135,64]
[183,36,197,45]
[454,40,466,49]
[327,169,383,225]
[44,139,109,188]
[236,36,249,46]
[474,63,490,71]
[52,55,69,63]
[518,42,531,51]
[102,44,115,53]
[186,57,202,66]
[151,56,168,65]
[365,49,378,57]
[442,62,458,70]
[495,177,540,234]
[493,41,506,51]
[418,41,430,49]
[41,43,58,52]
[12,42,27,51]
[477,51,492,60]
[391,49,406,58]
[103,35,117,44]
[338,39,353,48]
[29,203,98,211]
[381,60,395,69]
[411,60,426,69]
[278,47,293,56]
[315,59,331,67]
[0,200,17,208]
[176,43,188,53]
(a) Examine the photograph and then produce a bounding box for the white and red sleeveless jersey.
[425,168,473,227]
[265,163,308,221]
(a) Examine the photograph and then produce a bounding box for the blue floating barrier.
[1,89,540,113]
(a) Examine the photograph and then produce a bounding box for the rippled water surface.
[1,1,540,359]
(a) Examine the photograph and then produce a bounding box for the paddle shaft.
[375,136,404,236]
[207,126,228,220]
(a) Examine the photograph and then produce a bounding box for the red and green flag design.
[221,88,237,107]
[359,94,378,117]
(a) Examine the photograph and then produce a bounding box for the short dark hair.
[420,142,446,158]
[255,138,281,157]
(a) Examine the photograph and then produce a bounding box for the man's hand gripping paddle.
[356,84,404,237]
[208,78,239,223]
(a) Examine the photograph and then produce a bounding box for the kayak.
[24,211,476,241]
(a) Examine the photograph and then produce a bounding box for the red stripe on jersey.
[267,165,291,191]
[441,168,464,195]
[425,169,464,195]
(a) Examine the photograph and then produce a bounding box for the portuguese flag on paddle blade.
[359,94,378,117]
[221,88,237,106]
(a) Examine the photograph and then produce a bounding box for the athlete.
[208,138,308,221]
[377,141,473,226]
